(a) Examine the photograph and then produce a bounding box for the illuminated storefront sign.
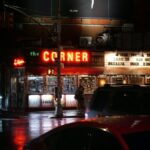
[41,50,89,63]
[105,51,150,67]
[13,57,25,67]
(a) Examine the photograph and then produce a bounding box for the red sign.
[13,58,25,67]
[41,50,90,63]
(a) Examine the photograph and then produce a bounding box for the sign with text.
[41,50,90,64]
[105,51,150,67]
[25,49,104,67]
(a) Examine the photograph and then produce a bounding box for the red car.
[25,115,150,150]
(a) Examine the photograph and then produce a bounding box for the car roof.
[89,84,150,114]
[25,115,150,150]
[64,115,150,135]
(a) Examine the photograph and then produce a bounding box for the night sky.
[5,0,133,19]
[1,0,150,31]
[61,0,133,19]
[5,0,53,16]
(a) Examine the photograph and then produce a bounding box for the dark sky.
[4,0,133,19]
[61,0,133,19]
[5,0,53,16]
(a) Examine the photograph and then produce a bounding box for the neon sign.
[41,50,89,63]
[13,58,25,67]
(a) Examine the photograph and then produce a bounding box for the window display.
[28,95,41,107]
[27,75,94,108]
[41,95,54,107]
[63,76,77,94]
[47,76,57,94]
[28,76,44,94]
[145,76,150,84]
[79,76,97,94]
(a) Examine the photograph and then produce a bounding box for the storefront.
[11,49,104,110]
[103,51,150,85]
[9,50,150,111]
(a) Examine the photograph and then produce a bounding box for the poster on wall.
[79,76,96,94]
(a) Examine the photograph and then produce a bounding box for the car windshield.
[89,85,150,116]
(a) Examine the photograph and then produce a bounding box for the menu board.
[105,51,150,67]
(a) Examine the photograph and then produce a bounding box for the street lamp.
[54,0,63,117]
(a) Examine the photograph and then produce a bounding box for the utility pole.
[54,0,63,117]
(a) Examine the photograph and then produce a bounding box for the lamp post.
[54,0,63,117]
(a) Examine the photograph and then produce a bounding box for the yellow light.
[48,68,54,75]
[99,79,106,87]
[123,79,127,84]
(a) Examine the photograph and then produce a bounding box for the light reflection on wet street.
[0,110,84,150]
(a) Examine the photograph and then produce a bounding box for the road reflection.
[0,111,83,150]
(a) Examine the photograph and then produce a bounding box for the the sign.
[30,51,40,57]
[41,50,90,63]
[26,49,105,67]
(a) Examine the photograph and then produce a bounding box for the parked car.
[24,115,150,150]
[86,84,150,118]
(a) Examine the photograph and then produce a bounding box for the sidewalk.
[0,109,85,118]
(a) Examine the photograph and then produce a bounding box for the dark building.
[0,0,150,111]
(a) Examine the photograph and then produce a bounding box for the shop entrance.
[10,68,25,111]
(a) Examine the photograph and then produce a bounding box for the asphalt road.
[0,110,85,150]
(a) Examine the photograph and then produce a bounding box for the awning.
[26,66,104,75]
[104,67,150,75]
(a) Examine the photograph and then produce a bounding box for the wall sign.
[26,49,103,67]
[105,51,150,67]
[41,50,90,63]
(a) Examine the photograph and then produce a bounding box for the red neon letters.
[41,51,89,63]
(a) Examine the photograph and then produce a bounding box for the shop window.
[28,76,44,94]
[79,76,97,94]
[145,76,150,84]
[63,76,77,94]
[47,76,57,94]
[111,76,124,84]
[128,76,144,85]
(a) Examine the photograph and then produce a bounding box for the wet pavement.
[0,110,85,150]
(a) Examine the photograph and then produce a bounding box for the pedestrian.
[74,85,85,113]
